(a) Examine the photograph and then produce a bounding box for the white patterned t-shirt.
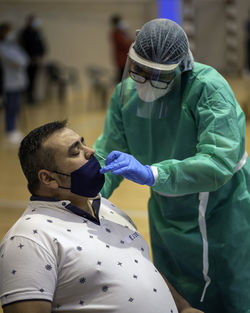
[0,196,178,313]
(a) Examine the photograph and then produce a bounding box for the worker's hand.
[100,151,155,186]
[180,308,204,313]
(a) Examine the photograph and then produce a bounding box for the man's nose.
[84,146,95,160]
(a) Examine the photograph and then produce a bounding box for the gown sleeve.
[151,81,243,195]
[94,84,129,198]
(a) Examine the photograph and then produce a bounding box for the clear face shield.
[120,45,182,119]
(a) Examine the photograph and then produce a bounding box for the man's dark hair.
[18,120,67,195]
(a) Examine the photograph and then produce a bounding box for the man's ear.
[38,169,58,189]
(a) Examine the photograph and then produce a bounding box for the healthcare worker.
[94,18,250,313]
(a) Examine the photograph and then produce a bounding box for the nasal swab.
[95,152,106,161]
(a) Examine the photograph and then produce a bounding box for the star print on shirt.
[11,270,16,275]
[79,277,86,284]
[18,244,24,249]
[102,286,109,292]
[45,264,52,271]
[79,300,84,305]
[76,246,82,251]
[128,297,134,302]
[33,229,38,234]
[47,219,53,223]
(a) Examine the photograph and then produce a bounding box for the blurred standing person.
[19,14,47,104]
[0,60,3,108]
[245,9,250,74]
[0,22,29,144]
[110,15,134,83]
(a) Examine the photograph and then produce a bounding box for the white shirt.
[0,40,28,92]
[0,196,178,313]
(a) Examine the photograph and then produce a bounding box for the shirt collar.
[30,195,101,225]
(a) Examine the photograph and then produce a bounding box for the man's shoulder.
[0,200,66,241]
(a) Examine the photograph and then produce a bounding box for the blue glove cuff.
[144,165,155,186]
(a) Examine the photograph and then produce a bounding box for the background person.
[0,22,29,144]
[245,9,250,74]
[109,14,134,84]
[94,18,250,313]
[19,14,47,104]
[0,120,202,313]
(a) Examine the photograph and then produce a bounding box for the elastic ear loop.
[51,170,70,177]
[52,170,71,190]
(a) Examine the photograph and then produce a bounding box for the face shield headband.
[52,156,105,198]
[128,44,181,71]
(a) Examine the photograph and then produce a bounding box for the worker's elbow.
[210,170,233,191]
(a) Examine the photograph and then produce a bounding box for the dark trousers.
[27,63,39,103]
[247,41,250,71]
[4,91,21,132]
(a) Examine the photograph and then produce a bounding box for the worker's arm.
[3,300,52,313]
[161,273,204,313]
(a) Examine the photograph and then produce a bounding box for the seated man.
[0,120,202,313]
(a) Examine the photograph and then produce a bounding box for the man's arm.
[3,300,51,313]
[161,273,204,313]
[0,237,56,313]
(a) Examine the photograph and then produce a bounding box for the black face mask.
[54,156,105,198]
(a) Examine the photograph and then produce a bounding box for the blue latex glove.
[100,151,155,186]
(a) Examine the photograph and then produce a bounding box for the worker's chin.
[135,83,168,102]
[137,92,166,102]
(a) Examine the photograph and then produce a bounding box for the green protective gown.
[94,62,250,313]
